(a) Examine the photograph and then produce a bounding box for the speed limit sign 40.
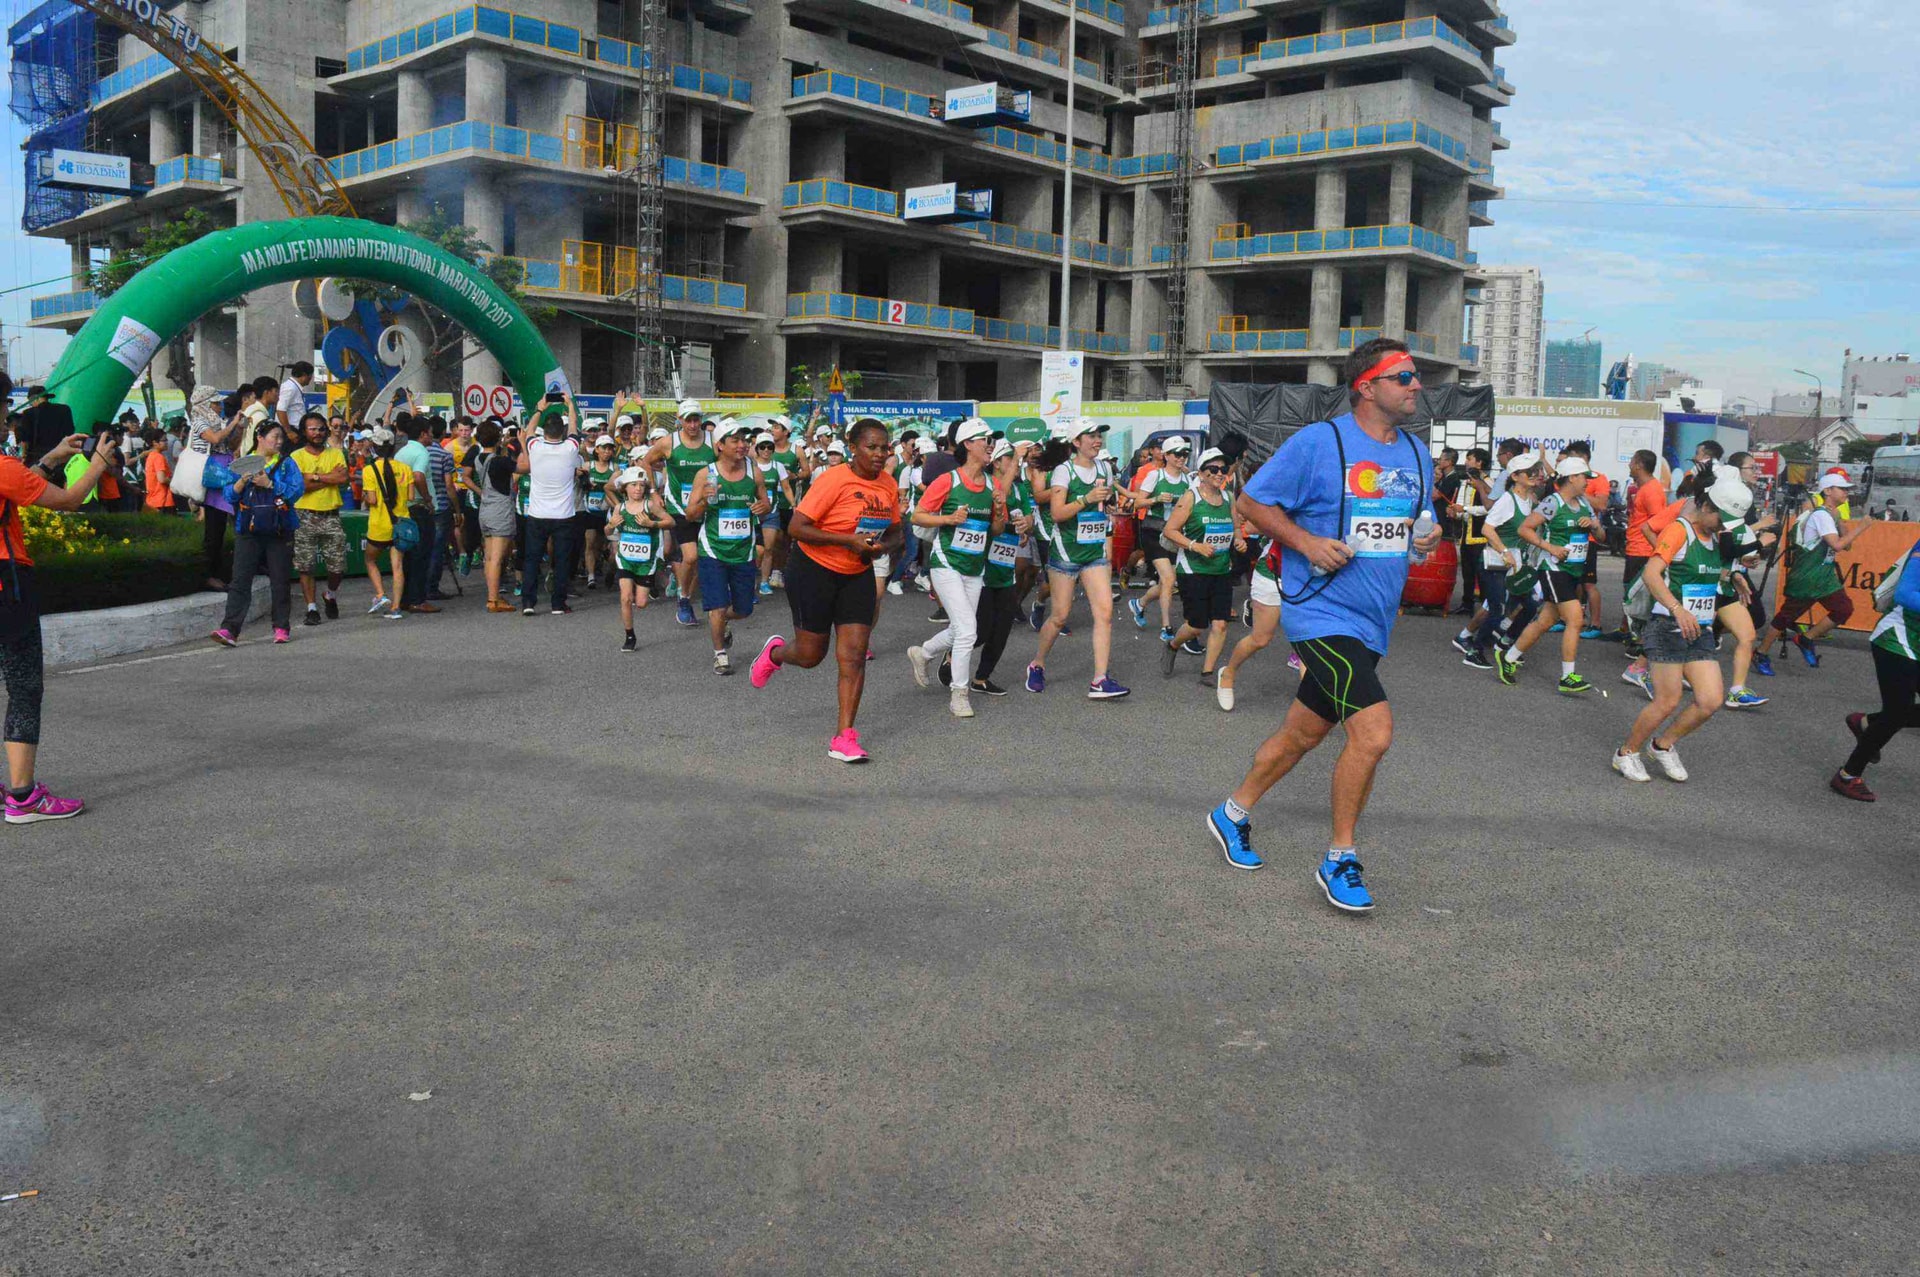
[462,383,489,416]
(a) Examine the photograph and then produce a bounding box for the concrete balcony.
[1206,223,1467,271]
[1179,16,1490,93]
[1198,324,1458,364]
[87,51,181,116]
[967,29,1124,101]
[1482,14,1516,46]
[784,0,988,50]
[327,121,758,215]
[513,249,758,329]
[1490,119,1511,151]
[783,292,979,346]
[1142,0,1261,35]
[1469,199,1493,227]
[779,180,1132,269]
[1203,118,1485,186]
[973,318,1129,355]
[1029,0,1130,37]
[23,154,238,240]
[27,288,99,332]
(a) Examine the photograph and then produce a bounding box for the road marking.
[57,646,225,676]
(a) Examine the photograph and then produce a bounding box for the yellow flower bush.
[21,506,112,558]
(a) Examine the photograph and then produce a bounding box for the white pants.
[923,566,985,689]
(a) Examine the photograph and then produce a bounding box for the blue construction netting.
[10,0,104,232]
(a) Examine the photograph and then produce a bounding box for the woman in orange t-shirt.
[0,423,120,824]
[142,429,176,511]
[746,420,902,764]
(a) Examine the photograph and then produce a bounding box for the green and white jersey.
[1536,491,1594,572]
[985,478,1030,591]
[756,458,792,511]
[1138,466,1191,524]
[1652,519,1726,622]
[1870,545,1920,661]
[582,464,614,515]
[612,505,660,575]
[696,463,759,563]
[1173,488,1235,576]
[1785,507,1844,600]
[515,472,531,517]
[925,470,996,576]
[663,435,715,517]
[1049,461,1113,566]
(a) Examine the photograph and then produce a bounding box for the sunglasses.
[1200,465,1228,475]
[1370,370,1419,386]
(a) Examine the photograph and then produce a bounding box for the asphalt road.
[3,568,1916,1275]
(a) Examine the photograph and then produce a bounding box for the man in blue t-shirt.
[1204,338,1437,914]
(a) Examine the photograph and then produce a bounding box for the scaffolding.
[1156,0,1202,397]
[8,0,105,232]
[624,0,673,396]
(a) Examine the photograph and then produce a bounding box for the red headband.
[1353,352,1416,389]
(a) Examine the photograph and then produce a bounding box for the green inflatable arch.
[46,216,567,429]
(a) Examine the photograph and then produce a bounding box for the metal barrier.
[786,291,976,334]
[1208,223,1461,263]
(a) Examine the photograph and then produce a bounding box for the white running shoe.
[1216,680,1235,712]
[907,645,934,688]
[1648,741,1688,782]
[886,580,903,596]
[1611,749,1650,782]
[949,689,974,718]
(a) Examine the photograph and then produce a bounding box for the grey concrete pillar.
[1384,261,1409,337]
[467,49,507,125]
[1389,158,1414,228]
[71,242,90,289]
[197,310,239,389]
[397,69,433,139]
[462,178,507,388]
[1309,263,1341,370]
[1003,266,1048,332]
[148,103,180,165]
[788,235,842,294]
[1314,165,1348,230]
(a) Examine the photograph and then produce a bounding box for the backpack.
[233,458,291,537]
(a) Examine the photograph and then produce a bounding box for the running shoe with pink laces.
[272,627,291,644]
[6,783,85,824]
[750,635,785,688]
[828,729,869,764]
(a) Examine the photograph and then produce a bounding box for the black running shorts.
[1291,635,1388,725]
[787,544,876,634]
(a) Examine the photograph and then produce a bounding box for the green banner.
[46,216,566,430]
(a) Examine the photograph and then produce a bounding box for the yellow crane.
[70,0,354,218]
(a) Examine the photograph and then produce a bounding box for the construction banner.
[1773,517,1920,632]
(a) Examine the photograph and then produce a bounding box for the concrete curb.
[45,578,275,669]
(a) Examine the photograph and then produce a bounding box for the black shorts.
[619,567,660,588]
[1541,570,1584,606]
[1623,555,1649,589]
[1176,572,1234,626]
[672,517,699,547]
[1291,635,1388,725]
[1580,552,1599,584]
[787,545,876,635]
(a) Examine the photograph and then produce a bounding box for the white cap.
[1508,451,1543,475]
[593,434,616,449]
[713,418,753,441]
[989,438,1016,462]
[677,399,703,419]
[614,413,636,427]
[1073,419,1110,439]
[826,439,847,456]
[628,445,650,461]
[369,426,395,446]
[646,426,669,442]
[1162,435,1193,454]
[1819,471,1852,491]
[753,431,777,447]
[1555,457,1591,479]
[814,424,834,438]
[953,417,992,445]
[1705,471,1754,520]
[615,465,648,487]
[584,417,608,433]
[766,414,792,432]
[1195,447,1228,469]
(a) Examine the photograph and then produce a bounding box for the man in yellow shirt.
[290,411,350,624]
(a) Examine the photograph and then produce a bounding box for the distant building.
[1632,361,1676,401]
[1771,390,1823,416]
[1469,266,1543,396]
[1544,338,1602,398]
[1843,353,1920,401]
[1852,394,1919,439]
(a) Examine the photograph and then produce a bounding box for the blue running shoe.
[1579,626,1604,639]
[1725,687,1769,709]
[757,580,774,597]
[1207,804,1263,871]
[1317,854,1375,913]
[1798,635,1820,668]
[1622,666,1653,700]
[1181,638,1204,656]
[1548,622,1566,633]
[1025,661,1045,694]
[1087,676,1131,700]
[1159,626,1176,644]
[1128,596,1148,629]
[676,598,697,627]
[1754,654,1775,677]
[1027,605,1046,633]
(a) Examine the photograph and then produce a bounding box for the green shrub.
[29,511,210,615]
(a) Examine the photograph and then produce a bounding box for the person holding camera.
[209,422,305,647]
[0,419,120,823]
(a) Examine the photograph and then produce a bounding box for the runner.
[1215,522,1305,713]
[606,465,671,651]
[1158,447,1242,689]
[645,400,713,626]
[961,438,1035,697]
[1119,436,1163,587]
[1498,458,1599,695]
[1461,453,1545,672]
[1611,469,1750,782]
[1769,471,1867,667]
[906,419,999,718]
[1203,338,1437,913]
[1026,421,1130,700]
[750,419,904,762]
[1128,435,1191,643]
[766,415,805,589]
[752,431,796,597]
[1832,533,1920,800]
[686,419,771,674]
[579,433,618,590]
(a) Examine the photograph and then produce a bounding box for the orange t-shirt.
[144,449,175,509]
[0,458,50,566]
[1624,478,1675,557]
[795,462,900,575]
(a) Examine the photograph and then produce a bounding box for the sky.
[2,0,1916,403]
[1478,0,1920,407]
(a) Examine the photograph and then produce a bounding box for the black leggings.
[202,506,231,581]
[1,566,45,746]
[1846,645,1919,776]
[972,584,1020,682]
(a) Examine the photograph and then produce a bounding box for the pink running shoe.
[828,729,869,764]
[750,634,785,688]
[5,782,85,824]
[1287,652,1305,675]
[272,628,291,644]
[210,628,238,647]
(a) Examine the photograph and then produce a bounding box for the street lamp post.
[1792,368,1823,417]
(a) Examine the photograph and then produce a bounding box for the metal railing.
[1145,0,1243,29]
[515,250,747,309]
[1212,118,1474,170]
[1209,223,1462,263]
[1215,15,1480,76]
[326,120,747,195]
[154,154,224,185]
[779,181,1131,265]
[786,291,977,334]
[789,73,1115,174]
[974,318,1128,353]
[29,288,98,320]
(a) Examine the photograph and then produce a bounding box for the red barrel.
[1401,538,1458,610]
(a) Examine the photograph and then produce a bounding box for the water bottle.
[1311,532,1367,577]
[1409,512,1436,564]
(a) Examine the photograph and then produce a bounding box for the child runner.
[607,465,672,651]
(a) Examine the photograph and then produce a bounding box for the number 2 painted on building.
[886,300,906,326]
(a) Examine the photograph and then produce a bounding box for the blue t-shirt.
[1241,413,1432,655]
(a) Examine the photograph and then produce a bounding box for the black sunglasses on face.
[1200,465,1228,475]
[1371,370,1419,386]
